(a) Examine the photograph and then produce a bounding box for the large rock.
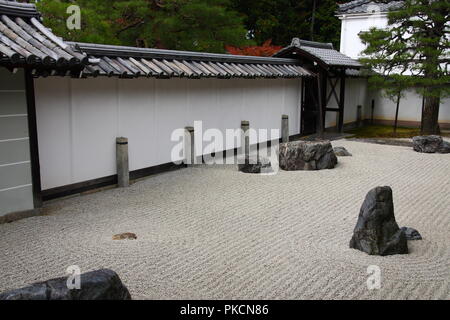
[333,146,352,157]
[0,269,131,300]
[349,186,408,256]
[412,135,450,154]
[279,140,337,171]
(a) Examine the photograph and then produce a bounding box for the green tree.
[230,0,354,48]
[360,0,450,134]
[34,0,250,52]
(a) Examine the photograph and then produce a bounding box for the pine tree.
[35,0,250,53]
[360,0,450,134]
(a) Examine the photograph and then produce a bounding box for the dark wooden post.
[338,70,346,133]
[394,93,401,134]
[371,99,375,125]
[316,73,325,138]
[25,69,42,208]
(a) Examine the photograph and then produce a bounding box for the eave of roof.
[337,0,404,15]
[0,0,40,18]
[273,38,362,69]
[73,42,302,66]
[0,0,88,72]
[73,42,312,79]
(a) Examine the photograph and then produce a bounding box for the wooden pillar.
[184,126,195,166]
[281,115,289,143]
[321,71,327,131]
[116,137,129,187]
[371,99,375,125]
[316,74,325,137]
[338,70,346,133]
[241,120,250,164]
[25,69,42,208]
[357,105,362,128]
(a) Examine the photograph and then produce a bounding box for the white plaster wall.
[367,89,450,124]
[35,77,301,190]
[324,78,368,128]
[339,14,388,59]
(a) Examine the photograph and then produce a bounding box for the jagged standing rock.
[350,186,408,256]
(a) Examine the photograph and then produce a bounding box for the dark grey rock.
[437,141,450,154]
[349,186,408,256]
[412,135,449,153]
[400,227,422,240]
[239,157,272,174]
[333,146,352,156]
[279,140,337,171]
[0,269,131,300]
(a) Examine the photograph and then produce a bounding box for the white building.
[337,0,450,129]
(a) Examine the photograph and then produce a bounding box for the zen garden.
[0,0,448,306]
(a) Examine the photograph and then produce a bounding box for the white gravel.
[0,140,449,300]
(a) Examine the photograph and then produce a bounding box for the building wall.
[367,89,450,126]
[339,13,450,126]
[0,68,34,217]
[35,77,301,190]
[339,13,388,58]
[324,78,369,128]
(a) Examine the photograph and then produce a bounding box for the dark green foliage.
[230,0,354,48]
[30,0,354,51]
[34,0,251,52]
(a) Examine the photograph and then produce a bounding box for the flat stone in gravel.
[333,146,352,157]
[238,157,272,174]
[279,140,337,171]
[350,186,408,256]
[401,227,422,240]
[0,269,131,300]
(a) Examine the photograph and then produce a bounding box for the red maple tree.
[225,39,283,57]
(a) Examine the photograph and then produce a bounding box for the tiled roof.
[0,1,311,79]
[74,42,312,79]
[0,0,88,72]
[274,38,362,69]
[337,0,404,15]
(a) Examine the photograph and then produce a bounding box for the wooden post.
[371,99,375,125]
[394,93,401,134]
[281,115,289,143]
[185,126,195,166]
[241,120,250,164]
[316,74,324,138]
[338,70,346,133]
[357,105,362,128]
[116,137,129,188]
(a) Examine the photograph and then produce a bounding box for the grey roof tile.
[274,38,362,68]
[337,0,404,15]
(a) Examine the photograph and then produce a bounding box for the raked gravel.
[0,140,449,300]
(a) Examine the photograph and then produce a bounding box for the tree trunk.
[421,94,441,135]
